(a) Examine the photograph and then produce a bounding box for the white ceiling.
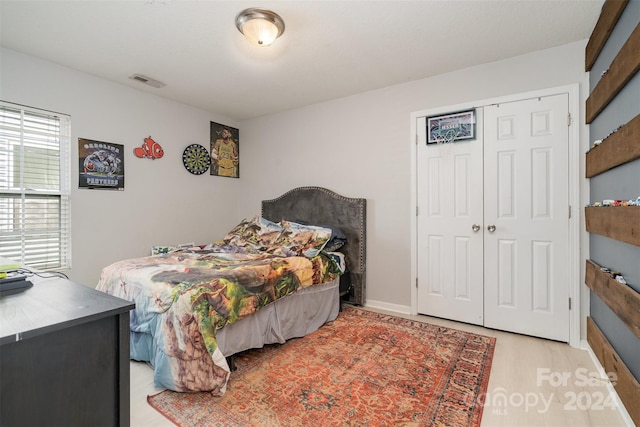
[1,0,603,121]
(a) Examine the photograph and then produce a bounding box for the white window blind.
[0,101,71,270]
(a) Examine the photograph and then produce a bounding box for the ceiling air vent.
[129,74,166,88]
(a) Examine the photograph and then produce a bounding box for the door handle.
[472,224,481,232]
[487,224,496,232]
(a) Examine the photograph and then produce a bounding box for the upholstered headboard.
[262,186,366,306]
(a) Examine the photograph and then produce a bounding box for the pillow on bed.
[272,220,332,258]
[223,218,252,242]
[151,245,176,255]
[223,216,283,250]
[294,220,347,252]
[150,242,195,255]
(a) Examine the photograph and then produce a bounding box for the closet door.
[416,111,484,325]
[483,94,570,342]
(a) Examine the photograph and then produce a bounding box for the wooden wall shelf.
[585,259,640,339]
[585,4,640,423]
[585,0,629,71]
[587,317,640,425]
[585,206,640,246]
[586,23,640,124]
[586,114,640,177]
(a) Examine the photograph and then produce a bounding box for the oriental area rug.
[148,307,496,427]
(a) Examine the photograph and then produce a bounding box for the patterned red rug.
[148,307,496,426]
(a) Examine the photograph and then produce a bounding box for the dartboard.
[182,144,209,175]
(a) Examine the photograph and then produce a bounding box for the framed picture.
[210,122,239,178]
[426,109,476,144]
[78,138,125,190]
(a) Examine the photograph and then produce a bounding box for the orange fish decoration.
[134,136,164,159]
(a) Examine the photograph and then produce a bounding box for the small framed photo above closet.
[426,109,476,145]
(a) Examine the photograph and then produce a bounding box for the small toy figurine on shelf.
[599,266,627,285]
[588,197,640,207]
[587,124,623,151]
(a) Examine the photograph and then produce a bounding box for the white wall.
[2,40,591,317]
[1,48,242,287]
[238,40,590,312]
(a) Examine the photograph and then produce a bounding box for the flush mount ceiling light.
[235,8,285,46]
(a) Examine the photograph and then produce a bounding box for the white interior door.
[416,110,484,326]
[416,93,570,342]
[483,95,569,342]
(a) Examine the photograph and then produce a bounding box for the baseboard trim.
[364,299,411,315]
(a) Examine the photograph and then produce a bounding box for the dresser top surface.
[1,274,134,344]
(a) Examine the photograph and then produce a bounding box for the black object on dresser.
[0,270,134,427]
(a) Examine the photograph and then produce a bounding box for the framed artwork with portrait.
[210,122,239,178]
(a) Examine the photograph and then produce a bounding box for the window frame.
[0,101,72,270]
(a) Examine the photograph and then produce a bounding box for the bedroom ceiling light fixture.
[235,8,285,46]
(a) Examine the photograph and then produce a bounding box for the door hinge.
[416,277,419,288]
[416,134,418,145]
[567,112,572,126]
[569,205,572,219]
[569,297,572,310]
[416,206,419,216]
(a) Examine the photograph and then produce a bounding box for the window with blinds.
[0,101,71,270]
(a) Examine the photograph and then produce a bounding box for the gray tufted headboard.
[262,186,366,306]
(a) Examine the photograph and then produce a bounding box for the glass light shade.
[236,8,285,47]
[241,18,280,46]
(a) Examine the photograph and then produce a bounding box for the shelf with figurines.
[585,198,640,246]
[586,114,640,178]
[586,22,640,124]
[585,259,640,339]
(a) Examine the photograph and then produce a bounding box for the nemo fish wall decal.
[134,136,164,159]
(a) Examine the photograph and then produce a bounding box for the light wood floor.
[130,307,630,427]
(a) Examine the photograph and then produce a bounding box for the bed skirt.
[130,278,340,389]
[217,278,340,356]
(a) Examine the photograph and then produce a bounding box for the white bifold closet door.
[417,94,570,342]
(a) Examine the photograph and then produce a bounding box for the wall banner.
[78,138,125,190]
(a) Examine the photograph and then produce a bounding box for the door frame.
[410,84,581,347]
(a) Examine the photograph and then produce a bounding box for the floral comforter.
[96,244,342,395]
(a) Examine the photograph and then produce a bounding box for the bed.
[96,186,366,395]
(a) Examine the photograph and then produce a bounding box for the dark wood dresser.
[0,272,134,427]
